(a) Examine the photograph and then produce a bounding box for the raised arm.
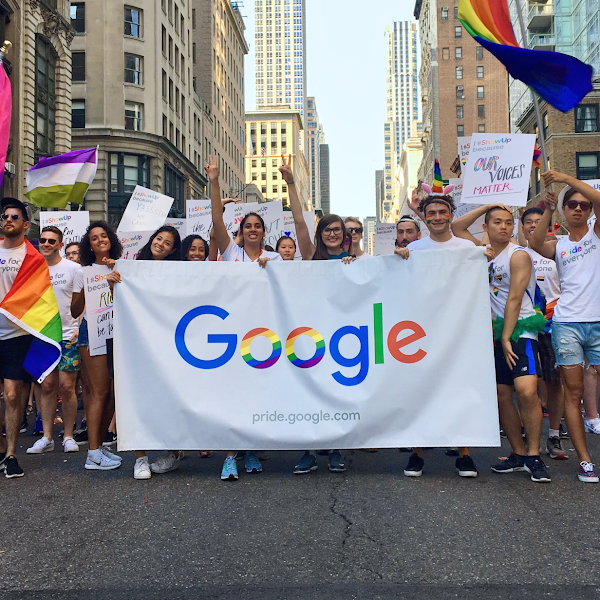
[529,190,558,260]
[450,204,489,246]
[204,155,231,255]
[407,189,425,222]
[279,154,315,260]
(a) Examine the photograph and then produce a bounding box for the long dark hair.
[80,221,123,266]
[181,234,209,260]
[313,214,347,261]
[239,212,266,248]
[136,226,181,261]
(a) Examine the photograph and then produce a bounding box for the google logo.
[174,304,427,387]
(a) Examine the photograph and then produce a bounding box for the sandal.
[198,450,213,458]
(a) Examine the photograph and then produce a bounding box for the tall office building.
[306,96,322,210]
[254,0,306,120]
[319,143,330,215]
[363,216,376,255]
[375,169,384,222]
[414,0,509,186]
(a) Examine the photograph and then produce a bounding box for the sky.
[241,0,416,221]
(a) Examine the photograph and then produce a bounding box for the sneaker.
[456,455,478,477]
[491,453,527,473]
[293,451,318,474]
[19,416,28,434]
[150,452,181,474]
[546,436,568,460]
[445,448,460,457]
[328,449,346,473]
[584,417,600,434]
[4,455,24,478]
[26,436,54,454]
[84,449,121,471]
[578,461,599,483]
[73,428,88,445]
[221,456,238,481]
[559,421,569,439]
[244,451,263,474]
[499,428,507,438]
[102,431,117,446]
[100,446,121,463]
[134,456,151,480]
[62,437,79,453]
[234,451,246,461]
[33,413,43,435]
[404,452,424,477]
[541,406,549,418]
[524,456,551,482]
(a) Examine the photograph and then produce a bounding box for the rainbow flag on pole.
[458,0,593,112]
[25,147,98,208]
[0,241,61,382]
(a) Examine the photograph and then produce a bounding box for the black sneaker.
[500,428,507,438]
[102,431,117,446]
[524,456,551,482]
[73,428,88,445]
[491,453,527,473]
[559,421,569,439]
[404,452,424,477]
[445,448,460,457]
[4,455,24,478]
[456,455,478,477]
[328,449,346,473]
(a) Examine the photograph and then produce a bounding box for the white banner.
[113,251,499,451]
[374,223,396,256]
[117,186,174,233]
[40,210,89,257]
[461,133,535,207]
[82,265,113,356]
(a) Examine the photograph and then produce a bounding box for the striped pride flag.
[25,147,98,208]
[0,240,61,382]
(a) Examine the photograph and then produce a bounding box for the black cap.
[1,197,31,221]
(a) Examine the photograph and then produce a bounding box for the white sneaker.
[100,446,122,463]
[584,418,600,434]
[62,437,79,453]
[150,452,181,474]
[26,437,54,454]
[85,449,121,470]
[134,456,152,479]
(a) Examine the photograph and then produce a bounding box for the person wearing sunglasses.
[528,170,600,483]
[26,226,82,456]
[344,217,372,260]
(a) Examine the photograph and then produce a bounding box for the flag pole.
[514,0,550,174]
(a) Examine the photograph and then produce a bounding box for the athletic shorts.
[494,338,540,386]
[0,335,34,382]
[106,338,114,380]
[537,332,560,385]
[552,322,600,367]
[77,318,89,348]
[59,340,81,372]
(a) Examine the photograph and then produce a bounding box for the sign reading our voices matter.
[461,133,535,207]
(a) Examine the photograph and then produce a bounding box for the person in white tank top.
[453,204,551,483]
[529,170,600,483]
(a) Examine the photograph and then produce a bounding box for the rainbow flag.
[0,240,61,382]
[432,159,444,193]
[458,0,593,112]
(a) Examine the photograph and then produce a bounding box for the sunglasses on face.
[39,238,59,245]
[564,200,592,211]
[1,213,21,221]
[347,227,363,234]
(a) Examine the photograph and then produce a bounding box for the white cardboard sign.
[374,223,397,256]
[458,137,472,171]
[186,200,244,240]
[449,178,486,241]
[82,264,113,356]
[119,231,153,261]
[241,201,285,249]
[117,186,174,233]
[164,218,186,235]
[39,210,90,257]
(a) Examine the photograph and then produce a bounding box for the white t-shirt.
[48,258,82,340]
[553,226,600,322]
[0,242,28,340]
[356,252,373,260]
[526,247,561,303]
[222,241,283,263]
[72,268,86,320]
[407,235,475,251]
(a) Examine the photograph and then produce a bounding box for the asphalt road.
[2,416,600,600]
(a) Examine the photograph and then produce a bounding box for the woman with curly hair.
[181,234,209,262]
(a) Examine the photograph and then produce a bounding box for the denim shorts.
[77,318,89,348]
[551,322,600,367]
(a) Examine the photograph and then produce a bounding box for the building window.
[575,104,599,132]
[478,104,485,118]
[478,124,486,133]
[535,168,541,195]
[124,6,142,37]
[476,45,484,60]
[124,53,143,85]
[108,153,150,227]
[162,69,167,99]
[455,25,462,38]
[456,105,464,119]
[456,66,463,79]
[477,85,484,98]
[441,7,448,19]
[457,125,464,137]
[455,47,462,59]
[72,51,85,81]
[252,159,256,167]
[165,164,185,215]
[576,153,600,179]
[477,65,484,78]
[70,3,85,33]
[124,101,143,131]
[454,5,459,18]
[35,36,56,156]
[72,99,85,129]
[456,85,464,99]
[442,47,450,60]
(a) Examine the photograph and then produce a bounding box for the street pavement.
[2,415,600,600]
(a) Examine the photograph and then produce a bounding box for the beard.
[2,224,25,238]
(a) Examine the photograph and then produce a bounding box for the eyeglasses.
[565,200,592,211]
[323,227,342,235]
[65,251,80,257]
[39,237,59,245]
[347,227,363,234]
[1,213,21,222]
